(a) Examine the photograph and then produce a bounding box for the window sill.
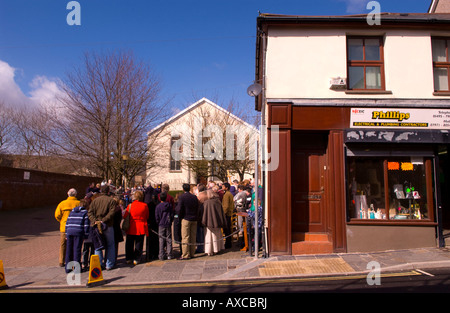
[345,90,393,95]
[347,219,437,226]
[433,92,450,96]
[169,170,182,173]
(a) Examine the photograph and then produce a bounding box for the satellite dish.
[247,83,262,97]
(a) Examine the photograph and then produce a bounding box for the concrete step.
[292,240,333,255]
[292,232,333,254]
[292,232,330,242]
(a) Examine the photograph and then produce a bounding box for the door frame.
[291,134,329,235]
[267,103,348,255]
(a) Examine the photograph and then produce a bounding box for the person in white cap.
[55,188,80,267]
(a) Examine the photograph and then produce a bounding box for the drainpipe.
[254,140,259,259]
[434,156,445,247]
[258,26,268,258]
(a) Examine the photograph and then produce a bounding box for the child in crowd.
[65,199,90,273]
[155,192,174,260]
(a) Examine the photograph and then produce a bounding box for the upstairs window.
[432,38,450,92]
[347,37,385,90]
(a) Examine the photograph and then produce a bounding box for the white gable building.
[146,98,259,190]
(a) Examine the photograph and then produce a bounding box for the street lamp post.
[122,154,128,189]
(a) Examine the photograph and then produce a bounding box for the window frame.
[169,135,182,172]
[346,154,436,226]
[431,37,450,93]
[346,36,386,91]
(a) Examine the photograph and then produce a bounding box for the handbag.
[121,204,131,232]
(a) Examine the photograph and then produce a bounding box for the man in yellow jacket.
[55,188,80,267]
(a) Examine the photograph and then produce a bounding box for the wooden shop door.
[292,135,328,234]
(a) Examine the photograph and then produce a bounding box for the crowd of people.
[55,179,262,273]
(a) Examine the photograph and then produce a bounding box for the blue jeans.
[94,226,115,269]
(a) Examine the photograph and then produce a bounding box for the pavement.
[1,205,450,291]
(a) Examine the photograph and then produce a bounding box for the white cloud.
[338,0,369,14]
[0,60,30,108]
[29,75,65,107]
[0,59,63,111]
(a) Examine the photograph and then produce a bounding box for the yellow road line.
[1,270,423,293]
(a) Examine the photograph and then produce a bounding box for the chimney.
[429,0,450,13]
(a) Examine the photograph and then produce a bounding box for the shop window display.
[347,156,433,221]
[348,158,386,219]
[387,158,428,220]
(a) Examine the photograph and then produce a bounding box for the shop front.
[267,103,450,255]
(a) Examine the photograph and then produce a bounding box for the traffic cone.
[0,260,9,290]
[86,255,106,287]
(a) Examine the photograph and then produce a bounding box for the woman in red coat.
[123,190,149,265]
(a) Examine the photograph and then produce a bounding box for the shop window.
[387,158,428,220]
[347,37,385,90]
[347,156,434,222]
[432,38,450,92]
[348,158,386,219]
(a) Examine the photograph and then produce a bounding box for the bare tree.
[176,99,258,183]
[211,100,259,182]
[45,50,168,183]
[0,102,13,156]
[0,102,55,170]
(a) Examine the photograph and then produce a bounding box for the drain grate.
[259,258,355,277]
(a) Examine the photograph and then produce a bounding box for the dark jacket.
[65,206,90,237]
[143,186,159,230]
[155,202,173,228]
[88,194,116,227]
[202,194,227,229]
[175,192,199,222]
[144,186,158,206]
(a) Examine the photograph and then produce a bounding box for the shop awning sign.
[350,108,450,129]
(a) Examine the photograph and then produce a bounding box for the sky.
[0,0,430,115]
